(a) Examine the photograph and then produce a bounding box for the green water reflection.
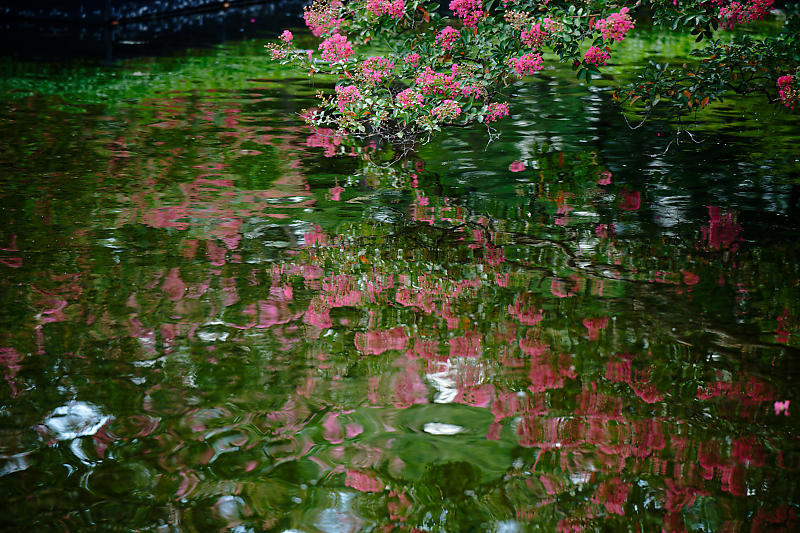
[0,30,798,532]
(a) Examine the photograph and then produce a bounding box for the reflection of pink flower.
[509,160,525,172]
[774,400,790,416]
[595,223,615,239]
[508,293,543,325]
[682,271,700,285]
[619,189,641,211]
[583,317,608,341]
[304,300,332,329]
[392,369,428,408]
[345,470,384,492]
[161,268,186,301]
[449,332,482,358]
[700,206,741,251]
[330,186,344,201]
[355,327,408,355]
[591,477,630,515]
[322,412,344,443]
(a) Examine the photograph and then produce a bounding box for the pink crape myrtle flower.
[460,84,485,98]
[521,22,549,49]
[777,75,797,109]
[436,26,460,51]
[719,0,774,29]
[595,7,635,42]
[509,53,544,76]
[319,33,354,63]
[404,53,421,66]
[366,0,405,19]
[415,65,462,96]
[362,56,395,83]
[304,0,343,36]
[449,0,485,27]
[485,101,510,123]
[431,99,462,121]
[279,30,293,43]
[584,46,610,66]
[335,85,362,112]
[396,88,423,109]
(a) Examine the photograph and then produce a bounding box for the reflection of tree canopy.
[1,92,798,531]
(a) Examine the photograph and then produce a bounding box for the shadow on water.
[0,0,306,62]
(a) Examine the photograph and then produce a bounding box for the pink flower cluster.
[431,99,462,121]
[415,65,462,96]
[520,22,549,49]
[777,74,797,109]
[718,0,774,29]
[319,33,354,63]
[509,53,544,76]
[485,102,509,123]
[460,84,485,98]
[404,53,421,66]
[362,56,395,83]
[304,0,343,37]
[436,26,460,51]
[335,85,362,112]
[584,46,610,66]
[595,7,635,42]
[279,30,293,43]
[366,0,405,19]
[396,88,423,109]
[449,0,485,28]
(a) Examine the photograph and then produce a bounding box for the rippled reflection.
[0,34,799,532]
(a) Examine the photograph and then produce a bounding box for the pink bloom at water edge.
[279,30,293,43]
[404,53,421,67]
[485,101,510,123]
[584,46,610,66]
[431,99,462,121]
[521,22,549,49]
[415,65,461,96]
[719,0,774,29]
[777,75,797,109]
[508,53,544,77]
[449,0,485,27]
[396,88,423,109]
[362,56,395,83]
[436,26,460,51]
[334,85,362,113]
[319,33,354,63]
[366,0,405,18]
[595,7,635,42]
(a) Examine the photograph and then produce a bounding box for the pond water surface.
[0,28,799,532]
